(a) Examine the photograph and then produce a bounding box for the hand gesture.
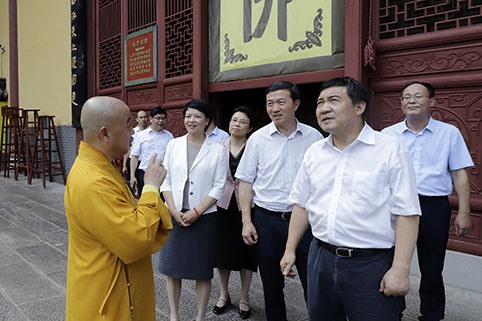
[143,153,166,189]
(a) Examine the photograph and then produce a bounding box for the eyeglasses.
[401,93,429,102]
[152,116,166,121]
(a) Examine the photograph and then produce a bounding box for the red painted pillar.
[9,0,19,107]
[344,0,367,85]
[192,0,208,100]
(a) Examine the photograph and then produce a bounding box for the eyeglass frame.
[151,115,167,121]
[400,93,430,102]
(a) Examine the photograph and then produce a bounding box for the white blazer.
[160,135,227,214]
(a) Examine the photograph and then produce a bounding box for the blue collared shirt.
[208,126,229,142]
[382,117,473,196]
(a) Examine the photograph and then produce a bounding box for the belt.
[255,206,291,220]
[316,239,391,258]
[418,194,448,200]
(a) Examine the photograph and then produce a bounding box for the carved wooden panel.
[165,84,193,102]
[127,88,157,106]
[166,109,187,138]
[378,0,482,40]
[379,43,482,77]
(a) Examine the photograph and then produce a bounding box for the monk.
[64,96,172,321]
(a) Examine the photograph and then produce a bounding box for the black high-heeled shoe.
[213,295,231,314]
[238,301,251,319]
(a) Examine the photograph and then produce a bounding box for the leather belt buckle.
[335,247,353,258]
[280,212,291,220]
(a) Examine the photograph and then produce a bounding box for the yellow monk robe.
[64,141,172,321]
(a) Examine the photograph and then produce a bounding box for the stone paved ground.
[1,176,481,321]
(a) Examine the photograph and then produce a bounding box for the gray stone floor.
[1,176,481,321]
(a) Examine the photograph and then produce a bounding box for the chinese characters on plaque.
[125,26,158,86]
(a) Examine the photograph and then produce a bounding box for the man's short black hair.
[265,81,300,102]
[320,77,369,120]
[150,106,167,117]
[183,99,214,131]
[401,81,435,98]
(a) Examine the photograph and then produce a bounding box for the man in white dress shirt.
[130,106,173,193]
[122,110,148,179]
[236,81,322,321]
[280,77,421,321]
[382,81,473,321]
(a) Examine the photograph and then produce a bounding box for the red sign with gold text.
[125,26,157,86]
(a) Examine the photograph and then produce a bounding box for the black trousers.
[137,169,145,193]
[252,206,312,321]
[307,240,403,321]
[416,195,451,321]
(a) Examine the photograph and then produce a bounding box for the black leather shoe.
[213,295,231,314]
[238,301,250,319]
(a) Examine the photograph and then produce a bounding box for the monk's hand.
[280,251,297,279]
[143,153,166,189]
[379,266,410,296]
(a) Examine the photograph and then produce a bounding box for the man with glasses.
[130,106,173,193]
[382,81,473,321]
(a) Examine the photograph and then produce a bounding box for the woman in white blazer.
[158,99,227,321]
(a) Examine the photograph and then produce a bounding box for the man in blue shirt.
[382,81,473,321]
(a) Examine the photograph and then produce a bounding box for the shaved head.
[81,96,128,141]
[137,110,147,118]
[80,96,133,160]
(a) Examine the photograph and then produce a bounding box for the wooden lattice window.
[379,0,482,39]
[128,0,157,34]
[98,0,122,90]
[165,0,193,78]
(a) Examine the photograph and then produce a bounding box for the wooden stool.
[1,107,22,178]
[30,115,66,187]
[15,109,40,181]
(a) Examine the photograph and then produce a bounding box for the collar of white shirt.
[325,123,375,150]
[146,127,167,135]
[267,120,303,137]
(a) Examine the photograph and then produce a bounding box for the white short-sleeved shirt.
[130,127,174,170]
[235,121,322,212]
[289,124,421,249]
[382,117,473,196]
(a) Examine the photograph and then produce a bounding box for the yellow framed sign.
[209,0,345,83]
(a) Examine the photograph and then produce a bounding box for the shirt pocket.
[351,170,386,208]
